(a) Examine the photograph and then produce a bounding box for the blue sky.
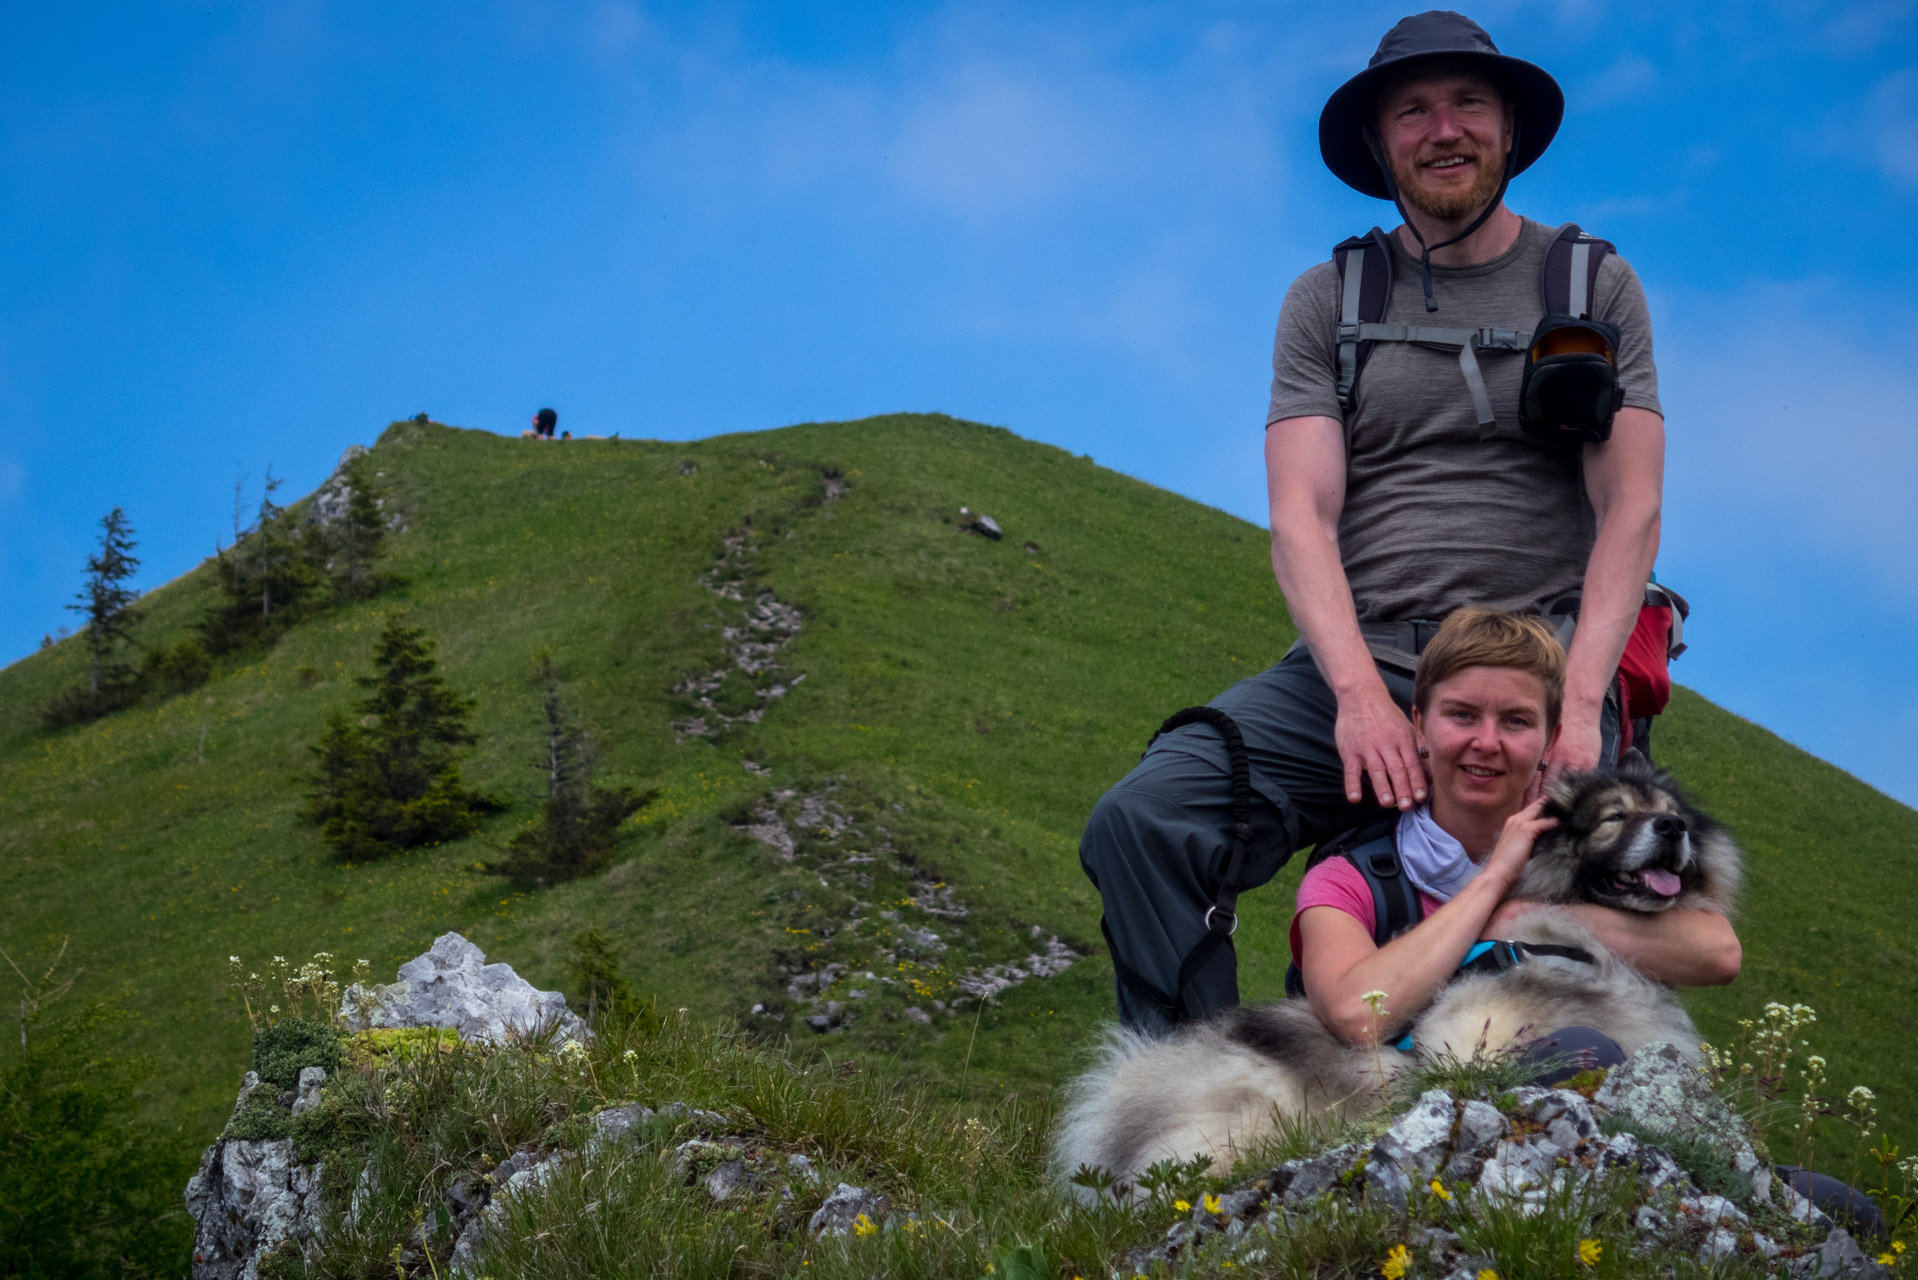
[4,1,1916,806]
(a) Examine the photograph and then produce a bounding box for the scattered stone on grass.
[672,517,810,741]
[808,1183,894,1237]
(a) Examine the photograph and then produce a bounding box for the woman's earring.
[1538,761,1549,771]
[1417,747,1429,759]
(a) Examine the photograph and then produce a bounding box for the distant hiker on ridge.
[1081,11,1671,1034]
[532,407,558,439]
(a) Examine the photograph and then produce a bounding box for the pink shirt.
[1288,857,1445,966]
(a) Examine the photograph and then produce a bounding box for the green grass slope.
[3,414,1913,1166]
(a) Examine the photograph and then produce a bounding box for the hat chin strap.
[1366,124,1519,313]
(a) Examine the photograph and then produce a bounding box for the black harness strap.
[1103,706,1259,1025]
[1456,940,1597,978]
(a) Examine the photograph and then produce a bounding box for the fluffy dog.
[1054,762,1743,1191]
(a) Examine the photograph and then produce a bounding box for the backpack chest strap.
[1341,323,1531,434]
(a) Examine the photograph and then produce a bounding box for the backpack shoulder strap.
[1540,222,1617,321]
[1283,813,1414,999]
[1334,228,1396,410]
[1342,820,1422,945]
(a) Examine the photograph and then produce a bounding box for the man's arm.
[1547,406,1665,778]
[1266,418,1425,809]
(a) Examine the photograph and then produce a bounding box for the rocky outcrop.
[188,936,583,1279]
[337,932,587,1046]
[185,1073,328,1280]
[1119,1043,1885,1279]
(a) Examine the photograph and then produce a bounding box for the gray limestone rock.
[1687,1194,1748,1229]
[183,1138,324,1280]
[1697,1227,1740,1263]
[656,1101,729,1131]
[1475,1137,1570,1208]
[290,1066,326,1117]
[587,1102,655,1150]
[1212,1187,1269,1220]
[1508,1086,1599,1151]
[1594,1041,1770,1202]
[705,1161,752,1202]
[1375,1090,1458,1181]
[785,1153,820,1185]
[1279,1143,1363,1205]
[1791,1227,1885,1278]
[808,1182,893,1237]
[338,932,588,1047]
[305,445,370,529]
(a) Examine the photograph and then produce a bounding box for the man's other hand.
[1534,706,1602,799]
[1336,684,1425,809]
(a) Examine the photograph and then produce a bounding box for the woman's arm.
[1483,899,1741,986]
[1300,803,1556,1044]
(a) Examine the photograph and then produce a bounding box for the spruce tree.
[305,618,495,859]
[331,453,390,600]
[202,469,325,654]
[43,509,144,726]
[490,655,651,886]
[71,507,140,698]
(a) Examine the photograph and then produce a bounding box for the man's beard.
[1390,145,1506,221]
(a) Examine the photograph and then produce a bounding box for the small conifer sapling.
[490,654,653,887]
[305,618,496,859]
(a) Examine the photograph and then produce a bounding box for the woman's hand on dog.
[1482,799,1558,890]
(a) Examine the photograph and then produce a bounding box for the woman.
[1292,608,1741,1072]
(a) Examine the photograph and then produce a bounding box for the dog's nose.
[1653,815,1685,837]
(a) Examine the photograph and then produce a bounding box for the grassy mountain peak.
[3,412,1914,1176]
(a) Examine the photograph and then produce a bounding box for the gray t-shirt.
[1266,217,1660,626]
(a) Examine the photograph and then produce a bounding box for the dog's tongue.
[1641,868,1682,897]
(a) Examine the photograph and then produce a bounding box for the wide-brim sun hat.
[1319,10,1564,200]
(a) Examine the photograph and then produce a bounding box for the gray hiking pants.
[1080,645,1619,1035]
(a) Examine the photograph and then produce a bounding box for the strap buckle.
[1203,905,1239,937]
[1336,322,1362,343]
[1474,326,1524,350]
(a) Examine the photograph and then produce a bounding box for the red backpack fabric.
[1617,604,1675,721]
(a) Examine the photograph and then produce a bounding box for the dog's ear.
[1614,752,1656,784]
[1545,769,1598,814]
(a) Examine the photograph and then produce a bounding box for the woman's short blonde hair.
[1413,608,1567,731]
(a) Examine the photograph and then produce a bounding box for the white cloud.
[1660,277,1918,597]
[596,4,1297,229]
[1866,66,1918,186]
[1806,0,1918,52]
[1578,52,1660,108]
[887,63,1111,221]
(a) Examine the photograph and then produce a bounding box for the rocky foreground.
[184,935,1890,1279]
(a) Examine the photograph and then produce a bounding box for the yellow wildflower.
[1577,1239,1602,1267]
[1203,1193,1222,1213]
[1429,1179,1452,1201]
[1173,1199,1191,1213]
[852,1213,878,1237]
[1879,1253,1897,1266]
[1894,1242,1907,1254]
[1381,1243,1411,1280]
[1476,1271,1499,1280]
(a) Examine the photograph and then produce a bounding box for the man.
[1080,11,1664,1034]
